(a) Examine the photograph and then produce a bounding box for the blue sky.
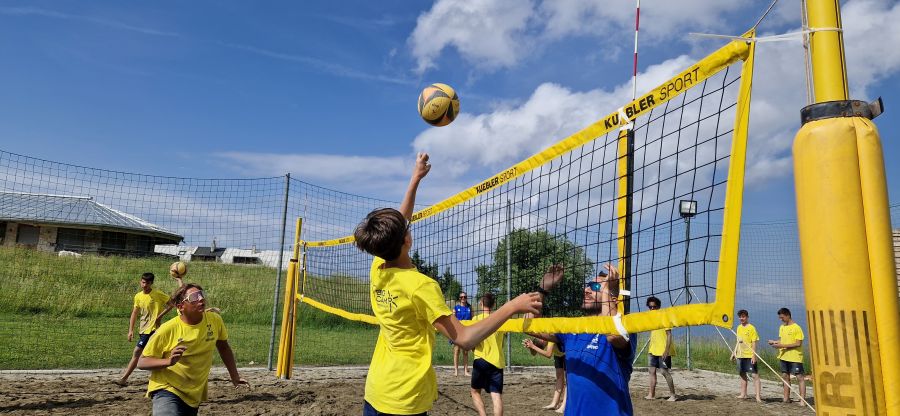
[1,0,899,222]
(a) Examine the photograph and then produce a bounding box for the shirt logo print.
[375,289,399,312]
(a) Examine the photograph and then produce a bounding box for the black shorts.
[471,358,503,394]
[136,332,154,349]
[649,355,672,369]
[363,400,426,416]
[553,355,565,369]
[737,358,758,374]
[780,360,804,375]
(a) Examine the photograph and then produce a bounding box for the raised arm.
[524,338,555,359]
[433,292,542,351]
[399,152,431,219]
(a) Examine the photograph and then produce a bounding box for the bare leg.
[471,388,487,416]
[489,392,503,416]
[555,376,567,414]
[544,368,565,409]
[737,372,748,399]
[781,373,791,403]
[646,367,657,399]
[797,374,806,406]
[464,349,471,376]
[753,373,762,402]
[453,345,460,376]
[118,346,142,385]
[659,367,676,401]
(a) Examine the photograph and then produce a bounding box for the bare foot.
[666,396,677,402]
[465,371,471,376]
[454,370,459,377]
[555,407,565,414]
[797,401,806,407]
[782,399,791,403]
[736,395,747,399]
[542,403,557,410]
[755,397,762,403]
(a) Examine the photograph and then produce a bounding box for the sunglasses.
[181,290,205,304]
[585,282,604,292]
[648,304,660,310]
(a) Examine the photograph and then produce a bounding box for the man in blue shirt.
[529,264,635,416]
[452,291,473,376]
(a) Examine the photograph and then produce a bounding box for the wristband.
[535,287,550,297]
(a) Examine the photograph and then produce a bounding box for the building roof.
[0,191,182,241]
[193,246,226,257]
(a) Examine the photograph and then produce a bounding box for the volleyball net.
[289,32,757,338]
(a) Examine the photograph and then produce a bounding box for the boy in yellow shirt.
[138,284,248,415]
[353,152,542,415]
[118,272,171,386]
[470,293,506,416]
[645,296,676,402]
[767,307,806,405]
[730,309,761,402]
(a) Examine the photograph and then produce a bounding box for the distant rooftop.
[0,191,182,241]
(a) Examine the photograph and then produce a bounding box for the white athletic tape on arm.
[613,313,630,339]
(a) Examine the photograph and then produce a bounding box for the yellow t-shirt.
[778,322,804,363]
[735,323,759,359]
[365,258,453,415]
[134,289,170,334]
[648,328,675,357]
[472,312,505,369]
[142,312,228,408]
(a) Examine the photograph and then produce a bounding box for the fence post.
[268,173,291,371]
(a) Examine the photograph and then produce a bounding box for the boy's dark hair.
[737,309,749,317]
[354,208,408,261]
[646,296,661,308]
[141,272,155,283]
[777,307,791,317]
[171,283,204,305]
[481,292,496,309]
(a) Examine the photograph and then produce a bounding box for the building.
[0,191,183,255]
[155,244,292,269]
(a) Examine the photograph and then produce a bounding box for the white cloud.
[409,0,537,73]
[842,0,900,97]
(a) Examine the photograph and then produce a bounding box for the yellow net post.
[794,1,900,414]
[275,218,303,379]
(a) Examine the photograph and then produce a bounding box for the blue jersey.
[556,333,635,416]
[453,304,472,321]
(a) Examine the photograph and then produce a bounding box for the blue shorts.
[737,358,758,374]
[780,360,804,375]
[649,355,672,369]
[136,332,154,349]
[363,400,426,416]
[471,358,504,394]
[151,389,198,416]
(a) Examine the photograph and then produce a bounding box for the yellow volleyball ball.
[418,83,459,127]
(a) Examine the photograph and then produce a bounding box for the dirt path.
[0,366,814,415]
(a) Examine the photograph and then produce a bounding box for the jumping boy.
[470,293,506,416]
[117,272,170,386]
[730,309,761,402]
[453,291,473,377]
[138,283,248,415]
[767,307,806,405]
[353,152,542,415]
[645,296,676,402]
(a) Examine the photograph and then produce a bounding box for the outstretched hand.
[540,264,565,292]
[412,152,431,181]
[231,377,251,388]
[509,292,543,315]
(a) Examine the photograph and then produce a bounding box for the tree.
[411,250,463,301]
[475,228,593,316]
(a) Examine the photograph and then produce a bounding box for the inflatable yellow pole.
[794,1,900,414]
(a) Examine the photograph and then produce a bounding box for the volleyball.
[417,83,459,127]
[169,261,188,278]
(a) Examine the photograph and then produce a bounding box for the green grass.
[0,246,808,375]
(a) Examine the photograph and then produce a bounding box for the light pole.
[679,199,697,371]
